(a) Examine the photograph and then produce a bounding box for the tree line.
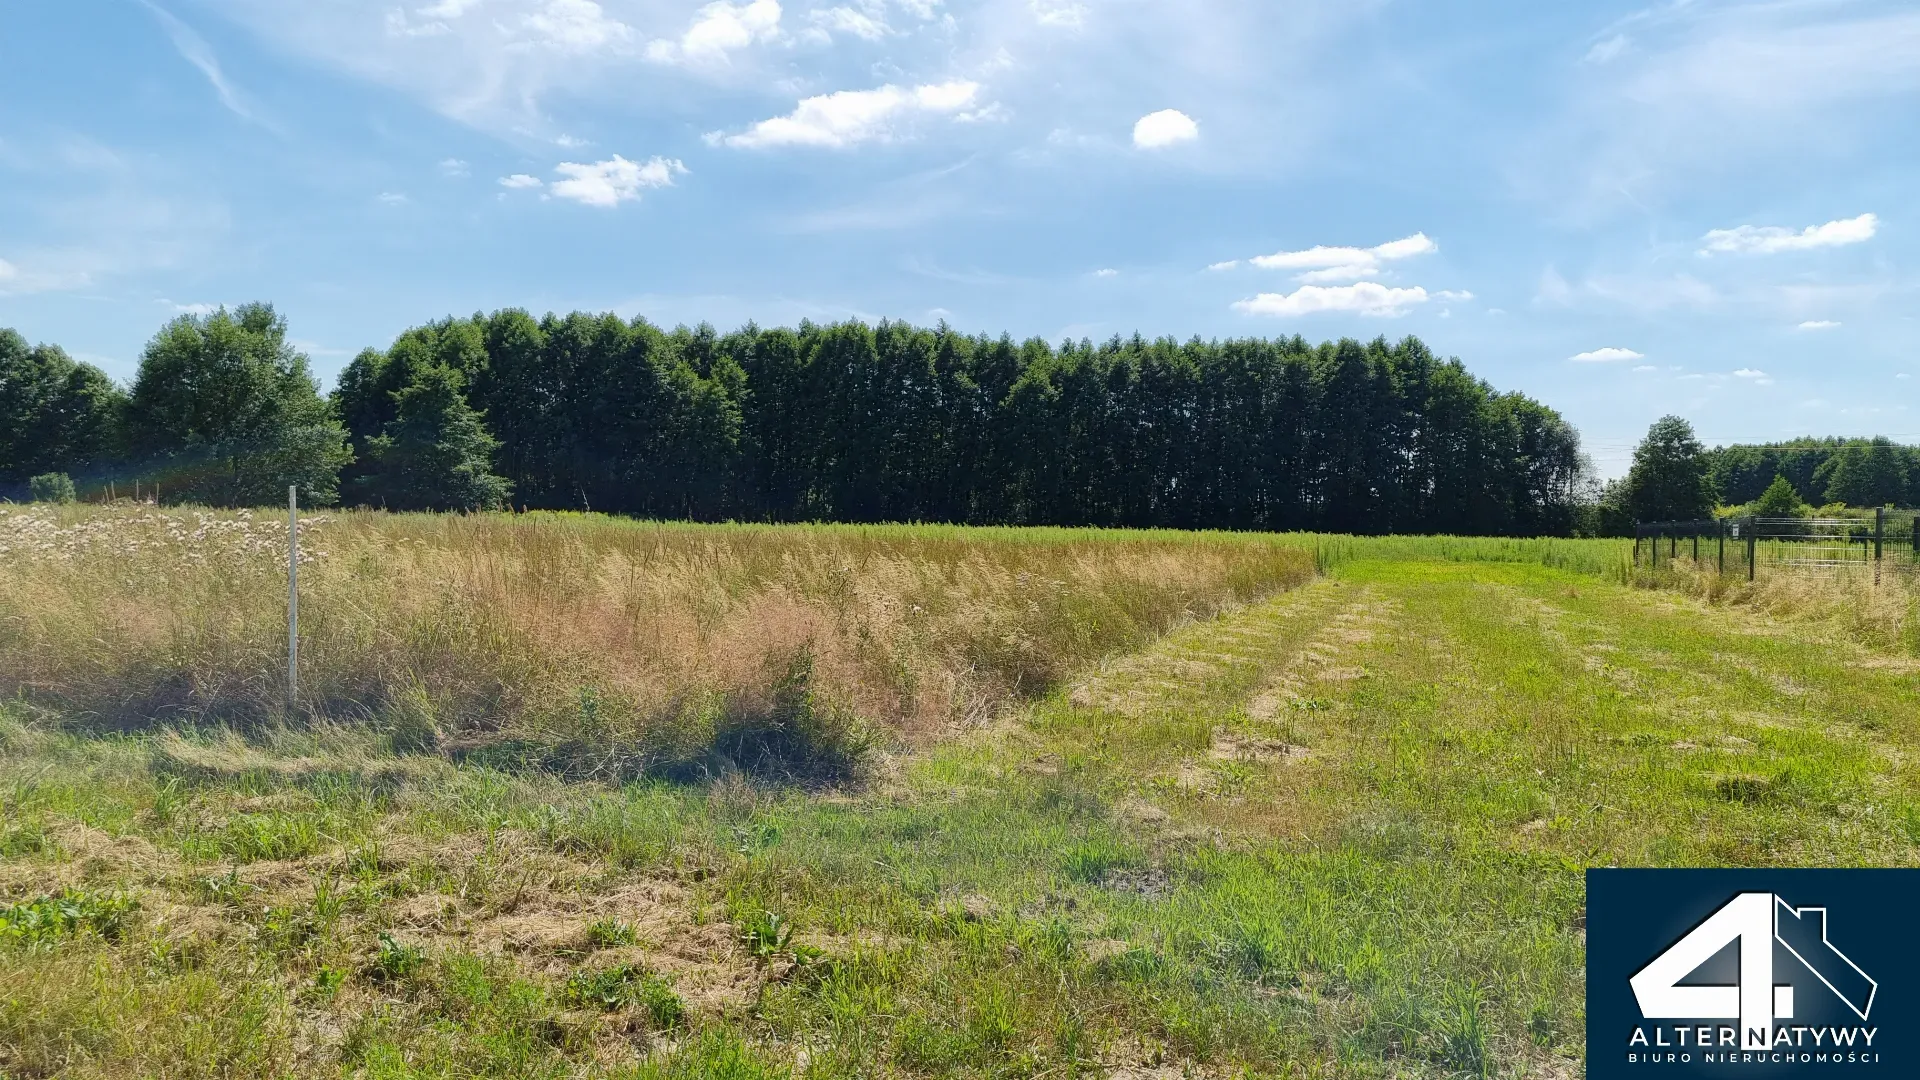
[3,304,1594,535]
[1599,419,1920,526]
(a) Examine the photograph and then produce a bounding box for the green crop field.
[3,508,1917,1078]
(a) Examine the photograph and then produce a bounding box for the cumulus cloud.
[1232,282,1430,318]
[1207,260,1240,272]
[1132,109,1198,149]
[548,155,687,206]
[646,0,780,64]
[1569,347,1645,363]
[1093,268,1118,278]
[1246,233,1437,283]
[1699,212,1878,255]
[714,80,980,148]
[499,173,545,189]
[1798,319,1841,330]
[439,157,470,177]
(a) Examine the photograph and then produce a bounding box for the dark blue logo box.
[1588,869,1919,1078]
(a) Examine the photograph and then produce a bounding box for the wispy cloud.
[137,0,261,124]
[0,256,91,296]
[1233,282,1430,318]
[714,81,982,149]
[499,173,545,190]
[1700,213,1878,256]
[1798,319,1841,331]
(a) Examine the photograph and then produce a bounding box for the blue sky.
[2,0,1916,474]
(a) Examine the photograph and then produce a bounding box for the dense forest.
[1705,438,1920,510]
[3,305,1591,536]
[12,305,1918,533]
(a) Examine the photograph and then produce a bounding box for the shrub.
[28,472,76,503]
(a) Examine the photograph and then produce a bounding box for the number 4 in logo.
[1630,892,1877,1050]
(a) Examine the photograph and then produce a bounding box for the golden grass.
[0,504,1315,774]
[1643,557,1920,654]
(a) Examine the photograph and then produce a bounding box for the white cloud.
[646,0,780,64]
[1733,368,1775,385]
[1798,319,1841,330]
[439,157,470,177]
[1030,0,1087,29]
[377,191,409,204]
[1432,289,1474,302]
[1232,282,1430,318]
[1699,212,1878,255]
[1247,233,1437,284]
[1632,365,1657,372]
[811,5,888,41]
[499,173,544,189]
[1132,109,1199,150]
[418,0,481,17]
[548,155,687,207]
[716,80,981,148]
[554,134,589,148]
[1897,374,1912,381]
[1569,347,1644,363]
[523,0,632,51]
[161,299,221,316]
[1207,260,1240,272]
[1093,268,1118,278]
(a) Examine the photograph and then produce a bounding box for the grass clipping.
[0,505,1314,778]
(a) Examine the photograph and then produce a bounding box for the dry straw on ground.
[0,504,1315,776]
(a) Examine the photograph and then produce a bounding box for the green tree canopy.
[1622,415,1714,523]
[125,304,352,505]
[1750,474,1806,518]
[356,365,511,512]
[0,329,124,486]
[1819,437,1909,508]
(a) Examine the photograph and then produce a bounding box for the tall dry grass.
[0,504,1315,776]
[1643,557,1920,653]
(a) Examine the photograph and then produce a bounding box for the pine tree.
[1750,474,1806,518]
[357,366,511,512]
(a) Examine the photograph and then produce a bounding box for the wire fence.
[1633,509,1920,583]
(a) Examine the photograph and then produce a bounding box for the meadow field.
[3,506,1919,1078]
